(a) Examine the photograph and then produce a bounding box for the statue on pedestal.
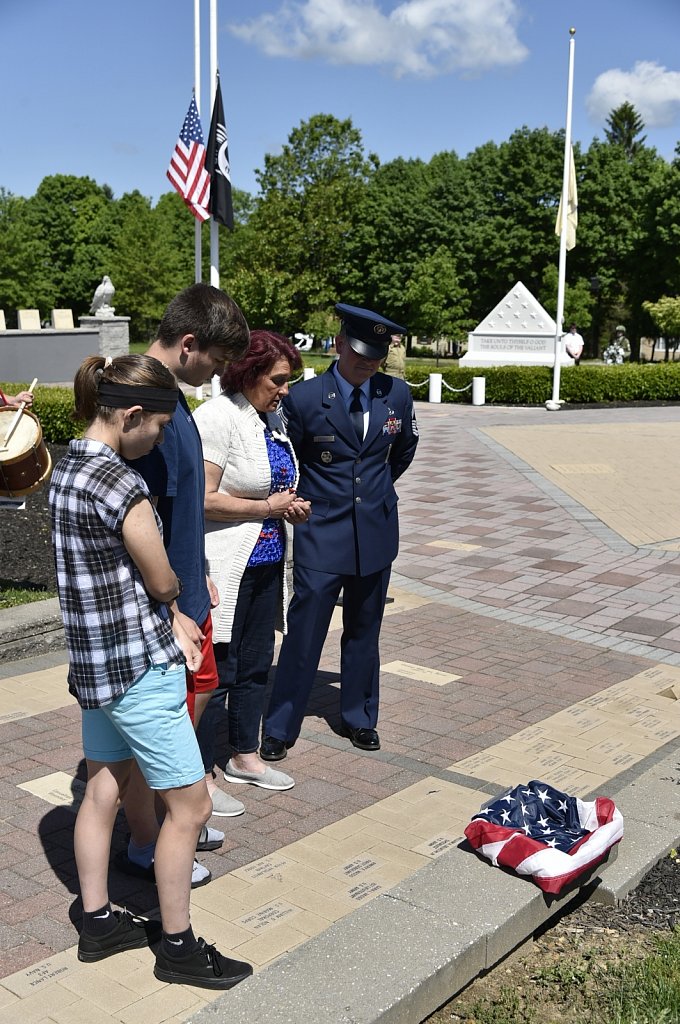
[89,276,116,318]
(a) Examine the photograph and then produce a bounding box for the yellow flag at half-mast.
[555,146,577,250]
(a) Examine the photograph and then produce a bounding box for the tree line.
[1,102,679,358]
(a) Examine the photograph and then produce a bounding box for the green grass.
[606,932,680,1024]
[450,923,680,1024]
[0,586,56,610]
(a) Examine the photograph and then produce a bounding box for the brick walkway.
[0,401,679,1022]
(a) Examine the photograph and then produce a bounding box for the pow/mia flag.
[206,73,234,230]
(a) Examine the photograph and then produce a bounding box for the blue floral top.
[247,428,296,567]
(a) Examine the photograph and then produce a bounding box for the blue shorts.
[81,663,205,790]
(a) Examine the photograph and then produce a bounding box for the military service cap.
[335,302,407,359]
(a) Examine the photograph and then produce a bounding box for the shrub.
[1,383,201,444]
[32,387,85,443]
[6,364,680,436]
[343,363,680,405]
[0,384,82,443]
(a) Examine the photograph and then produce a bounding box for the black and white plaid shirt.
[49,439,183,709]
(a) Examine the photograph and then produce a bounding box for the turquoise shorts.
[81,663,205,790]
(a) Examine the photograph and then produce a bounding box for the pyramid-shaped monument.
[460,281,573,367]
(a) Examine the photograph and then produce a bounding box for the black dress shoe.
[260,736,288,761]
[344,727,380,751]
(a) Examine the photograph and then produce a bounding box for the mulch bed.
[0,442,65,592]
[568,850,679,935]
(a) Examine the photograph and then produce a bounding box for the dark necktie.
[350,387,364,442]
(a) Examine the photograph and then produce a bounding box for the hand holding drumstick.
[1,378,36,409]
[0,378,37,451]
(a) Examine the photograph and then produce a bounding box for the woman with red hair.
[192,331,311,798]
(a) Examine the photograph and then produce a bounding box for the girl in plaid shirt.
[49,354,252,990]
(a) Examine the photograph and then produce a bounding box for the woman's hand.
[266,489,298,519]
[284,497,312,524]
[206,575,220,608]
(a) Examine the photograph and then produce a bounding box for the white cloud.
[587,60,680,128]
[228,0,528,78]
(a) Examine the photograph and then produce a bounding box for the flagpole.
[209,0,220,288]
[193,0,202,283]
[547,27,576,412]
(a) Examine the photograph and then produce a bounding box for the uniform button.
[355,458,362,464]
[355,477,361,484]
[355,497,362,504]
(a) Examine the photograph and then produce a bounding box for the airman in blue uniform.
[261,303,418,758]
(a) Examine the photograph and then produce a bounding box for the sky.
[2,0,680,203]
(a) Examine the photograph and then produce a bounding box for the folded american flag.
[464,780,623,894]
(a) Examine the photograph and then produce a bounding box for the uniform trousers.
[264,562,391,743]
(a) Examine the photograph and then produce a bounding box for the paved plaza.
[0,401,679,1022]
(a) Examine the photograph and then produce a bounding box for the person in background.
[381,334,406,379]
[564,324,584,365]
[49,353,252,990]
[193,331,311,795]
[261,302,419,761]
[614,325,631,360]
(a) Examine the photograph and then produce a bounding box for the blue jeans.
[196,562,281,767]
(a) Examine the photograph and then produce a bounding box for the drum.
[0,407,53,497]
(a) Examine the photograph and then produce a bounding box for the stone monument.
[1,278,129,382]
[79,275,129,359]
[460,281,573,368]
[89,275,116,318]
[50,309,75,329]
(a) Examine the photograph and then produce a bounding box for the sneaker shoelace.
[119,908,143,931]
[198,938,224,977]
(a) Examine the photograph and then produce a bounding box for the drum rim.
[0,407,52,496]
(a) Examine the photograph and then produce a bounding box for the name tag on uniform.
[314,435,335,442]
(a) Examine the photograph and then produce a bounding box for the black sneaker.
[78,909,161,962]
[154,937,253,990]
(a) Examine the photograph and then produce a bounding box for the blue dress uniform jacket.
[282,368,418,577]
[263,366,418,745]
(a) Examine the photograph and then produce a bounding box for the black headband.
[97,380,179,413]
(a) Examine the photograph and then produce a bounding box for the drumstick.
[0,378,39,451]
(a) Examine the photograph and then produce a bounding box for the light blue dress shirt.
[333,365,370,440]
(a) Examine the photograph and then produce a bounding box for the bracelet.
[264,498,272,517]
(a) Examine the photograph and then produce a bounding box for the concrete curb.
[592,745,680,905]
[0,598,63,658]
[186,746,680,1024]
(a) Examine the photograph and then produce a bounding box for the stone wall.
[0,317,129,383]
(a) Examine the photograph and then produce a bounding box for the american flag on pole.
[464,780,623,895]
[167,95,210,223]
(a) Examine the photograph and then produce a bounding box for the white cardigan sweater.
[192,392,299,643]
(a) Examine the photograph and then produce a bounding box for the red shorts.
[186,611,218,722]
